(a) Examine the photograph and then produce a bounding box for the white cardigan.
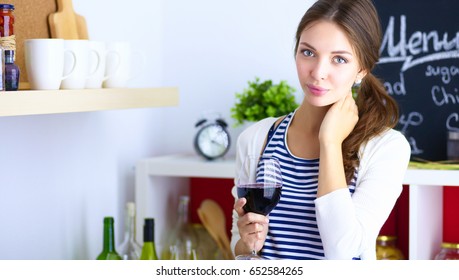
[230,117,411,259]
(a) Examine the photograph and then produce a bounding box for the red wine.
[237,183,282,215]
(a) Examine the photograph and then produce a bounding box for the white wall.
[0,0,312,259]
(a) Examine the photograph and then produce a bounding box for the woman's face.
[296,20,365,107]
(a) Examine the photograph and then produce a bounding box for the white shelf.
[403,169,459,186]
[135,153,459,260]
[138,154,235,178]
[0,87,179,117]
[137,153,459,186]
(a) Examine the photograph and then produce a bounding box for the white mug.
[85,41,119,89]
[24,39,76,90]
[103,41,144,88]
[61,40,101,90]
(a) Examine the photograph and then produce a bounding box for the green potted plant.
[231,77,298,127]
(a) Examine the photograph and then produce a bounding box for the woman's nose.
[310,59,329,81]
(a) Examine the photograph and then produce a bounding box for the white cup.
[85,41,119,89]
[24,39,76,90]
[103,41,144,88]
[61,40,101,90]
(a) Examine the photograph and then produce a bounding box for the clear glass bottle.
[434,242,459,260]
[96,217,122,260]
[140,218,159,260]
[376,235,404,260]
[4,49,19,91]
[117,202,142,260]
[193,223,223,260]
[161,196,199,260]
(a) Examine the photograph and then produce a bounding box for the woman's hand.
[319,92,359,145]
[234,197,269,254]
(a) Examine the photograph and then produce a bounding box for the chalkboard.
[373,0,459,161]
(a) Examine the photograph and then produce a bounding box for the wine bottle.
[96,217,122,260]
[161,196,199,260]
[117,202,142,260]
[140,218,159,260]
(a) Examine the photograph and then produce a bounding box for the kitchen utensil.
[48,0,88,39]
[197,199,234,260]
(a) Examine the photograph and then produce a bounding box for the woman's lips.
[307,84,328,96]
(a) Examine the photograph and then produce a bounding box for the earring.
[352,80,361,100]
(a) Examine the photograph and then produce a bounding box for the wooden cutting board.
[48,0,88,39]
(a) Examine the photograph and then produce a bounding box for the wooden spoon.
[197,199,234,260]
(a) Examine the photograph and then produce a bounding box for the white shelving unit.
[135,153,459,260]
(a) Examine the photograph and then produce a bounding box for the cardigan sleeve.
[314,129,411,259]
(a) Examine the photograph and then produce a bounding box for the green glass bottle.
[140,218,159,260]
[96,217,122,260]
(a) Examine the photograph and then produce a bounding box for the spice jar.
[0,4,14,37]
[447,131,459,161]
[434,242,459,260]
[0,4,15,60]
[376,235,405,260]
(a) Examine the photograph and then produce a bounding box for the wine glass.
[235,155,283,260]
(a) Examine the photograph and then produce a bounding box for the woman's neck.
[285,101,330,159]
[292,101,329,135]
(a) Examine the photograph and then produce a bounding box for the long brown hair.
[294,0,399,183]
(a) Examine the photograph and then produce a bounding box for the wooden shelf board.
[0,87,179,117]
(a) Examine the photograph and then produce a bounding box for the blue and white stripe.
[260,111,357,260]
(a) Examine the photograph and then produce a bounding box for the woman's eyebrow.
[299,42,353,56]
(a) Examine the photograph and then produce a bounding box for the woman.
[231,0,411,260]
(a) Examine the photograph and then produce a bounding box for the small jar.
[0,4,14,37]
[447,131,459,161]
[376,235,405,260]
[434,242,459,260]
[4,49,19,91]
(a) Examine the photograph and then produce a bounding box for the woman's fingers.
[234,197,247,217]
[237,213,269,252]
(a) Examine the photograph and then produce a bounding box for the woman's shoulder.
[360,128,411,160]
[369,128,409,147]
[236,117,281,155]
[238,117,279,140]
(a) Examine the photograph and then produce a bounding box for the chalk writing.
[447,113,459,131]
[425,65,459,84]
[372,1,458,160]
[399,112,423,134]
[378,15,459,71]
[384,73,406,96]
[432,86,459,106]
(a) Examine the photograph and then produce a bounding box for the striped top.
[260,111,357,260]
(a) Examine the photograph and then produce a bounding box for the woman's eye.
[334,56,347,64]
[302,49,314,57]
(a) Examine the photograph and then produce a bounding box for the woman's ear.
[356,69,368,82]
